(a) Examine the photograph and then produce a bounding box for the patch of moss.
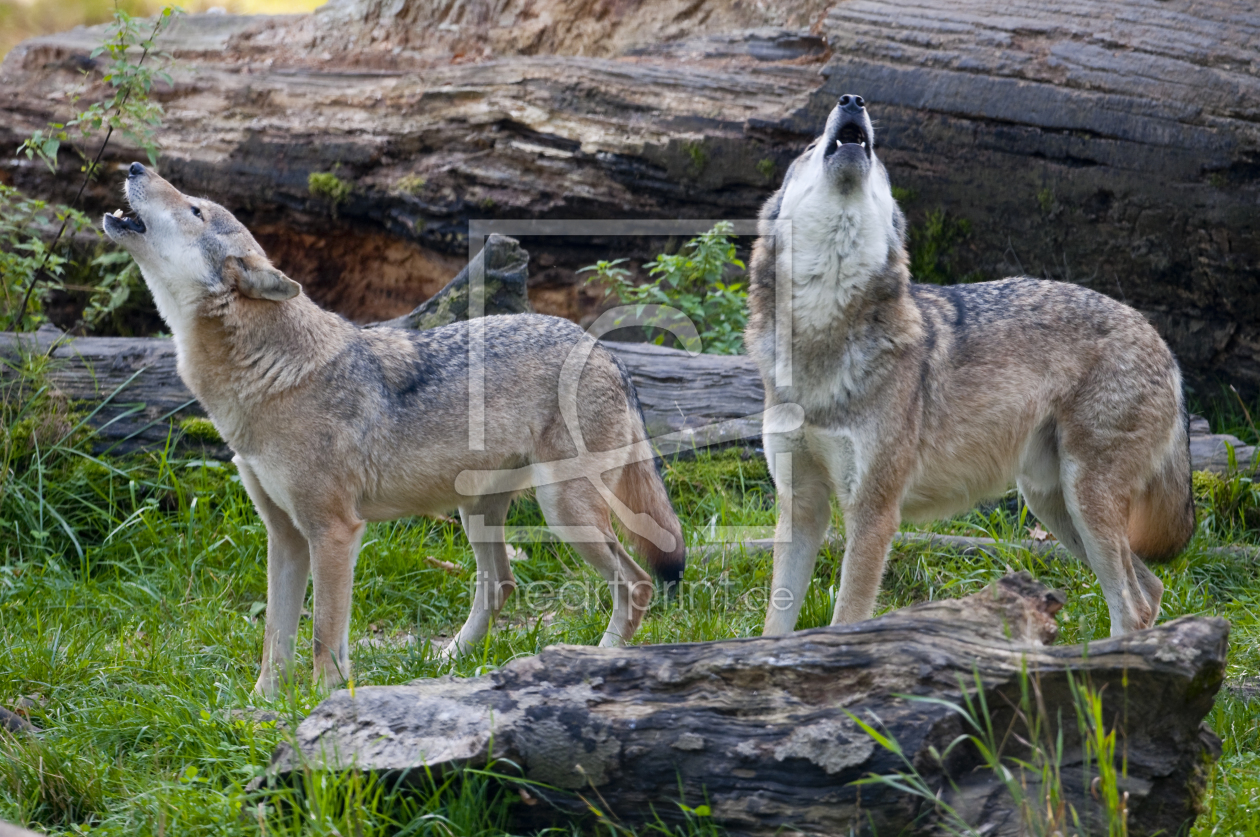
[394,174,427,195]
[755,157,776,180]
[308,171,350,207]
[684,141,708,176]
[179,416,223,444]
[1037,187,1056,214]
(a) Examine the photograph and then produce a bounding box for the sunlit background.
[0,0,327,58]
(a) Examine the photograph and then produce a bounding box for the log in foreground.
[263,574,1226,836]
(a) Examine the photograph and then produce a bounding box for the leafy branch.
[580,222,748,355]
[7,6,181,332]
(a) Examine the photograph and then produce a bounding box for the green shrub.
[908,207,982,285]
[580,222,748,355]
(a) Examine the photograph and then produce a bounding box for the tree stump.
[260,573,1226,837]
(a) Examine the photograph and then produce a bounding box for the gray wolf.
[104,163,684,695]
[745,95,1193,638]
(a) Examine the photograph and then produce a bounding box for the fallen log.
[5,327,1251,469]
[260,573,1226,836]
[1,324,1251,469]
[4,0,1259,394]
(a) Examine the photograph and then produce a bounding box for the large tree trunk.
[1,1,1257,393]
[257,573,1226,837]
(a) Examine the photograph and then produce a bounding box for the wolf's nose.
[128,162,145,177]
[839,94,865,112]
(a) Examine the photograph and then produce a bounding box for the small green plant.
[308,171,351,214]
[849,668,1132,837]
[580,222,747,355]
[5,6,180,333]
[1037,187,1056,214]
[1194,468,1260,543]
[684,141,709,176]
[20,7,178,175]
[908,208,982,285]
[755,157,776,180]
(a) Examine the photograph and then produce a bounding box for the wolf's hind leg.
[536,481,653,647]
[443,493,517,660]
[763,445,833,635]
[236,458,310,698]
[1061,465,1153,635]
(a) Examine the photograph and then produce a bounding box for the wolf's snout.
[128,162,146,178]
[839,94,865,112]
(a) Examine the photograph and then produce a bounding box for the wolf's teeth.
[113,209,124,218]
[836,139,842,148]
[860,140,866,148]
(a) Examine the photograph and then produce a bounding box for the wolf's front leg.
[308,516,366,690]
[831,497,900,625]
[236,458,311,698]
[762,440,833,636]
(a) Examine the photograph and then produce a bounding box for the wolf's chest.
[787,211,887,334]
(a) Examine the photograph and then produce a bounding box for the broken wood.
[259,573,1226,836]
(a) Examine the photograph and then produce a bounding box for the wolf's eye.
[191,206,202,219]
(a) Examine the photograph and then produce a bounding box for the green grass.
[3,360,1260,835]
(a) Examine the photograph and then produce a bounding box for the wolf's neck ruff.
[176,295,350,447]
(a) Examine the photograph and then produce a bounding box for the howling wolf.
[104,164,684,695]
[746,95,1193,638]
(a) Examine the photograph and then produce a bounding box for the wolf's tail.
[609,356,686,589]
[1128,408,1195,563]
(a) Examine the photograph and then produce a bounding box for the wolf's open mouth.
[109,208,146,233]
[826,121,870,158]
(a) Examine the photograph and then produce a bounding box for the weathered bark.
[259,573,1225,837]
[1,328,1253,468]
[2,1,1258,391]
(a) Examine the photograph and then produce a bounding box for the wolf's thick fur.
[104,165,684,694]
[746,97,1193,638]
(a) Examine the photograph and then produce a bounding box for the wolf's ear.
[224,254,301,301]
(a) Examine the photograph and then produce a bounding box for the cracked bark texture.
[259,573,1226,836]
[1,0,1257,390]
